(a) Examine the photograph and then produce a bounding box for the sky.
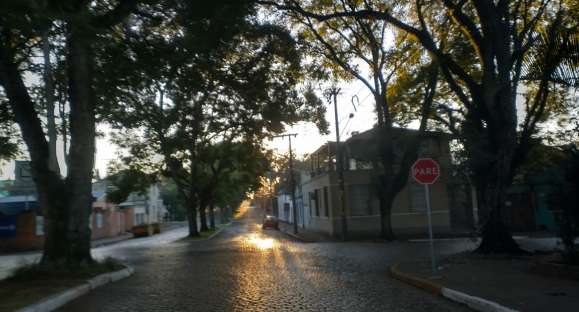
[266,82,377,159]
[93,81,378,177]
[0,80,377,180]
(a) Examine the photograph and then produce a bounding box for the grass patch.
[179,226,221,241]
[6,257,125,282]
[0,257,126,311]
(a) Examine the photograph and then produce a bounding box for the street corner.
[388,263,443,296]
[389,259,520,312]
[11,264,135,312]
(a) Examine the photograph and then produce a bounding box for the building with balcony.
[300,127,460,238]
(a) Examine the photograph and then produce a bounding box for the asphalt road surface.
[58,206,472,312]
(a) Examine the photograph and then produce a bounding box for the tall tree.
[269,1,439,239]
[196,141,270,228]
[0,1,144,266]
[264,0,578,252]
[103,2,327,236]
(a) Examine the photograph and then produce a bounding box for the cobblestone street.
[59,207,472,311]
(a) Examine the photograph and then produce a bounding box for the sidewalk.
[395,253,579,312]
[277,221,337,242]
[91,233,133,248]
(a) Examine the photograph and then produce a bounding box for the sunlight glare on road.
[234,201,251,219]
[245,233,276,251]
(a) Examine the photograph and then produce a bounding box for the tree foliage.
[262,0,578,252]
[105,167,156,205]
[102,1,327,235]
[0,0,152,266]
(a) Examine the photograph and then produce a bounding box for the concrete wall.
[276,194,292,223]
[302,173,336,236]
[123,208,134,231]
[90,204,128,240]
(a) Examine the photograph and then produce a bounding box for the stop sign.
[412,158,440,185]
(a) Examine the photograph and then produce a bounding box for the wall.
[276,194,293,223]
[91,202,130,240]
[301,173,337,236]
[0,212,44,251]
[301,135,454,238]
[123,207,134,231]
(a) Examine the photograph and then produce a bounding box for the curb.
[91,234,133,249]
[180,221,232,243]
[206,222,232,240]
[389,264,518,312]
[278,227,307,242]
[15,265,134,312]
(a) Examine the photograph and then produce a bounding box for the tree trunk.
[186,196,199,237]
[42,34,60,175]
[466,97,523,254]
[42,22,96,265]
[474,157,523,254]
[209,202,216,229]
[199,204,208,231]
[375,70,437,241]
[378,193,395,240]
[0,19,95,267]
[376,100,396,240]
[220,205,226,224]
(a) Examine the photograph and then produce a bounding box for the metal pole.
[424,183,437,277]
[333,89,348,241]
[289,135,298,235]
[273,133,299,234]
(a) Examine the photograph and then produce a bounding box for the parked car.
[132,224,154,237]
[262,215,279,230]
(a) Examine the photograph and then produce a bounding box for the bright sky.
[93,81,378,177]
[267,82,377,159]
[0,81,376,180]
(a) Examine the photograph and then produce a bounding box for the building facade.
[300,128,457,238]
[0,161,167,251]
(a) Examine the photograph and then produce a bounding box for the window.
[409,184,427,212]
[348,185,374,216]
[96,213,104,229]
[309,192,314,216]
[284,203,290,220]
[314,189,320,216]
[35,216,44,236]
[135,213,146,225]
[349,159,357,170]
[323,187,329,217]
[20,165,31,178]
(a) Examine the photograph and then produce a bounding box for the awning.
[0,197,40,216]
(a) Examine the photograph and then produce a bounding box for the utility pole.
[273,133,299,234]
[331,88,348,241]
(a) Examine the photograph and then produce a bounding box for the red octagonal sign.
[412,158,440,185]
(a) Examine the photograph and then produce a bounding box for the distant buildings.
[0,161,167,251]
[270,128,578,239]
[271,127,474,238]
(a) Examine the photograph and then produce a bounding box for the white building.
[119,184,167,226]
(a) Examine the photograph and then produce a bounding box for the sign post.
[411,158,441,278]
